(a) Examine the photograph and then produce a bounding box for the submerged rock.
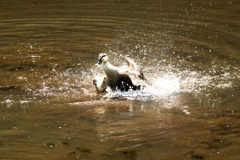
[75,146,92,153]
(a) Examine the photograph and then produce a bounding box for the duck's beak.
[95,58,102,66]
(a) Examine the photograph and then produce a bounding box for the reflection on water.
[0,0,240,159]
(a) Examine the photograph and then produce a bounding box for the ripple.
[0,0,239,105]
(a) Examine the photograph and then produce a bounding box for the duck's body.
[96,53,141,92]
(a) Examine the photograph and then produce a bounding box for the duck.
[93,76,107,93]
[95,53,142,92]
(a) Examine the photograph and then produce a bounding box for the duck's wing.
[124,57,145,80]
[124,57,138,70]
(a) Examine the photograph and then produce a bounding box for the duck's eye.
[100,55,106,61]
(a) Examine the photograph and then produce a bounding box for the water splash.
[2,48,236,105]
[99,59,237,102]
[147,75,181,97]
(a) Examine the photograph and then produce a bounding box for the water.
[0,0,240,159]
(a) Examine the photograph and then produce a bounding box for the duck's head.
[96,53,109,65]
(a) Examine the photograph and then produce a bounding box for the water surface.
[0,0,240,159]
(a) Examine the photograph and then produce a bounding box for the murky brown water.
[1,0,240,159]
